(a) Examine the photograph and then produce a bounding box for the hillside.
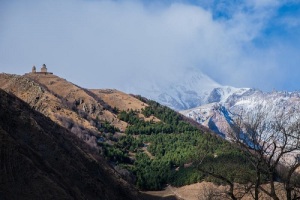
[0,72,258,197]
[0,73,129,149]
[24,72,129,131]
[0,89,139,200]
[90,89,160,122]
[99,96,256,190]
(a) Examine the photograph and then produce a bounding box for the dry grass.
[91,89,161,122]
[143,182,293,200]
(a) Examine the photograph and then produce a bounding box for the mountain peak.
[123,68,251,110]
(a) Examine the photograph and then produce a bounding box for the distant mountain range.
[124,69,220,110]
[126,69,300,138]
[181,89,300,138]
[125,69,251,111]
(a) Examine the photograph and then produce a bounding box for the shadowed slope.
[0,89,139,200]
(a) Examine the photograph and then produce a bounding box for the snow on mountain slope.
[124,69,250,110]
[206,86,251,104]
[181,90,300,138]
[122,67,300,141]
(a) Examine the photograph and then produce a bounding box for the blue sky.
[0,0,300,91]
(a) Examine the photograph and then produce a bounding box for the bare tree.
[195,143,253,200]
[283,162,300,200]
[198,182,228,200]
[229,107,300,200]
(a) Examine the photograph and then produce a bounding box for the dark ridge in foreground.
[0,89,139,200]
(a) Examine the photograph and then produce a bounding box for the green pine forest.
[98,96,256,190]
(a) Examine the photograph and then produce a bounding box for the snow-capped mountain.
[181,89,300,138]
[124,68,300,138]
[125,68,250,110]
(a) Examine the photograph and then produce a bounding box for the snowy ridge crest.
[181,90,300,138]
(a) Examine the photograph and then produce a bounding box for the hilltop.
[0,72,142,148]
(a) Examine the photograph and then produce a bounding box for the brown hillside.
[0,73,130,150]
[90,89,147,111]
[91,89,160,122]
[0,73,100,149]
[24,73,128,131]
[0,89,140,200]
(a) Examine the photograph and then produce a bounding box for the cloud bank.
[0,0,300,91]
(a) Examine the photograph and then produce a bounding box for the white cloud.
[0,0,299,91]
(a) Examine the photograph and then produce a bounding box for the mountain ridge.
[123,69,221,110]
[123,69,251,111]
[122,69,300,140]
[181,88,300,138]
